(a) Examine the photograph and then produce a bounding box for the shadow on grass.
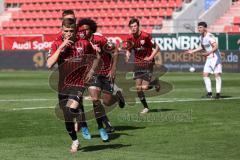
[149,108,176,112]
[113,125,146,131]
[220,95,232,99]
[81,144,131,152]
[91,132,131,141]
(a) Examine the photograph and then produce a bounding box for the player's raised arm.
[46,38,72,69]
[47,18,75,69]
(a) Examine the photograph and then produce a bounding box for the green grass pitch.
[0,71,239,160]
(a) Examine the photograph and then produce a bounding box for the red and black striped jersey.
[90,34,113,76]
[48,36,96,91]
[127,31,154,68]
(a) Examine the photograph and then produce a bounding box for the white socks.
[203,76,222,94]
[203,77,212,93]
[215,76,222,93]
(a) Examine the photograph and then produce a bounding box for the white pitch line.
[12,106,55,111]
[0,98,56,102]
[6,96,240,111]
[137,96,240,103]
[0,97,92,102]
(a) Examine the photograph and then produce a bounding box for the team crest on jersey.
[77,47,83,53]
[140,40,145,45]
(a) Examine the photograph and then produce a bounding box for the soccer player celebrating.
[125,18,160,114]
[186,21,222,99]
[47,18,99,153]
[55,10,92,139]
[77,18,125,138]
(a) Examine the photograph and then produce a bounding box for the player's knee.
[202,73,209,77]
[136,85,142,91]
[141,85,149,90]
[66,99,79,109]
[214,73,221,78]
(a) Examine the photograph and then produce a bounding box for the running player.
[77,18,125,136]
[186,21,222,99]
[125,18,160,114]
[47,18,99,153]
[55,10,91,138]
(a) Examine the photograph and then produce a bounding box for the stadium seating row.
[1,0,182,34]
[19,1,182,11]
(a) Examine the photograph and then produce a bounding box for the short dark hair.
[77,18,97,33]
[62,10,75,18]
[198,21,207,28]
[128,18,140,27]
[62,18,76,28]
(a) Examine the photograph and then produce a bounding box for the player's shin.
[137,91,149,109]
[76,103,87,128]
[102,115,112,128]
[93,100,105,129]
[203,77,212,94]
[62,106,78,141]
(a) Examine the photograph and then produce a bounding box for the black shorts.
[133,69,153,82]
[133,62,154,82]
[58,86,86,104]
[90,75,113,93]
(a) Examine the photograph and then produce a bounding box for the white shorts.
[203,57,222,74]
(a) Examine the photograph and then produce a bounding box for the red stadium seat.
[232,25,239,32]
[2,0,185,35]
[224,25,231,32]
[166,8,173,17]
[233,17,240,25]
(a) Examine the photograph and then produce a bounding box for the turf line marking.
[8,96,240,111]
[0,98,56,102]
[140,96,240,103]
[12,106,55,111]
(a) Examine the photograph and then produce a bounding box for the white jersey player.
[187,21,222,99]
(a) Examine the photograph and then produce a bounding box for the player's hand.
[107,69,116,81]
[185,50,193,54]
[85,69,94,83]
[60,37,74,50]
[144,56,153,61]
